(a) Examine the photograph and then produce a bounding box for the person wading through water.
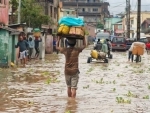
[15,34,29,67]
[34,36,42,59]
[56,36,86,98]
[28,37,34,60]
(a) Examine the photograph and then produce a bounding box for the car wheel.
[109,54,113,59]
[112,49,115,52]
[104,59,108,63]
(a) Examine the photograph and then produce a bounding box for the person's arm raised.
[81,37,86,50]
[56,36,65,53]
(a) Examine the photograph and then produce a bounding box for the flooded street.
[1,46,150,113]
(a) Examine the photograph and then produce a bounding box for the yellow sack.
[132,46,144,55]
[33,32,41,37]
[132,46,138,55]
[91,50,98,59]
[137,46,144,55]
[58,24,70,35]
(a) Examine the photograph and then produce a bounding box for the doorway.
[11,35,15,62]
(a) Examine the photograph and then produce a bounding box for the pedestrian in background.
[53,37,57,53]
[128,44,134,62]
[56,37,86,98]
[34,36,42,59]
[106,39,112,57]
[28,37,34,60]
[23,34,29,62]
[15,34,29,67]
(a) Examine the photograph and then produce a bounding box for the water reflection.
[64,98,78,113]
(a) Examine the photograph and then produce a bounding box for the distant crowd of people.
[15,32,42,67]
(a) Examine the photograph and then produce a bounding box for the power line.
[137,0,141,41]
[110,2,126,8]
[109,4,150,9]
[126,0,130,38]
[109,2,125,4]
[134,1,138,11]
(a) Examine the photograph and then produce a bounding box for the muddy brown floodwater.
[0,46,150,113]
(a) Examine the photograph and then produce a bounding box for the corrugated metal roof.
[8,23,26,27]
[0,26,21,35]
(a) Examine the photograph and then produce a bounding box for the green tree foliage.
[97,22,104,29]
[9,0,18,12]
[9,0,53,28]
[9,0,19,23]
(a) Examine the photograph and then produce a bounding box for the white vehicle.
[94,32,110,46]
[133,33,146,40]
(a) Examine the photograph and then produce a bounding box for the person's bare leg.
[67,87,72,97]
[20,59,23,64]
[26,57,28,64]
[23,58,26,67]
[71,88,77,98]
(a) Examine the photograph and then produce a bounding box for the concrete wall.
[0,0,9,25]
[39,34,46,59]
[0,29,9,66]
[45,35,53,54]
[85,24,96,37]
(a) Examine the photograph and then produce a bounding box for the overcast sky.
[106,0,150,15]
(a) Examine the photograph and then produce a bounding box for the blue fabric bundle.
[58,17,84,26]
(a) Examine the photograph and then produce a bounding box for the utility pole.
[76,0,78,17]
[95,15,97,33]
[18,0,21,24]
[126,0,130,38]
[137,0,141,41]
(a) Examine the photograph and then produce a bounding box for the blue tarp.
[58,17,84,26]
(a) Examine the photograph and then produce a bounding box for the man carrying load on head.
[56,37,86,98]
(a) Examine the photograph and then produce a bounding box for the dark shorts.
[65,74,79,89]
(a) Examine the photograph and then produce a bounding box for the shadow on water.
[0,70,16,111]
[64,98,78,113]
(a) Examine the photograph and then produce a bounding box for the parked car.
[138,37,148,44]
[111,36,127,51]
[138,37,149,50]
[126,38,136,50]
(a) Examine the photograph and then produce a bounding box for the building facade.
[141,18,150,32]
[104,17,122,32]
[60,0,110,37]
[0,0,9,25]
[36,0,59,34]
[122,11,150,38]
[61,0,110,24]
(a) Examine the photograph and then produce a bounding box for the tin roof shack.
[0,26,20,67]
[8,23,26,32]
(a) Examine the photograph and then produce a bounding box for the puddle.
[0,51,150,112]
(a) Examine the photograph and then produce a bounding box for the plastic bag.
[58,17,84,27]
